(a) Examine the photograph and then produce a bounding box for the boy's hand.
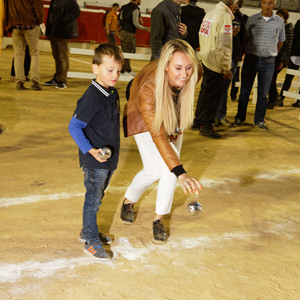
[88,148,108,163]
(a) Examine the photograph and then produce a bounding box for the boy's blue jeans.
[82,167,114,244]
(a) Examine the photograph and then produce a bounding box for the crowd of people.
[2,0,300,260]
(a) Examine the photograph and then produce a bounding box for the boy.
[68,44,123,260]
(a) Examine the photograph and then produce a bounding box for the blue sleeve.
[68,117,94,154]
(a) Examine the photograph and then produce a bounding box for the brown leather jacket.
[123,60,182,172]
[4,0,44,31]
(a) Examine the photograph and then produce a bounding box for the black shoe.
[190,123,200,131]
[44,78,58,86]
[120,199,134,224]
[292,100,300,108]
[219,117,232,127]
[56,81,67,89]
[267,102,275,109]
[232,119,242,127]
[255,121,268,130]
[274,96,284,107]
[16,81,26,90]
[31,80,42,91]
[153,220,167,243]
[200,128,221,139]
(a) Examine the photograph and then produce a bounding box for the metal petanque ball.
[187,201,202,215]
[98,146,111,160]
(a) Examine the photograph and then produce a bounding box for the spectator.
[4,0,44,90]
[181,0,205,52]
[267,9,293,109]
[276,19,300,108]
[105,3,119,45]
[118,0,150,75]
[150,0,188,61]
[230,0,248,101]
[10,44,31,82]
[216,5,241,127]
[233,0,285,130]
[44,0,81,89]
[191,0,236,139]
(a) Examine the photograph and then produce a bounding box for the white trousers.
[125,132,183,215]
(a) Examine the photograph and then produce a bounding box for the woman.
[122,39,202,243]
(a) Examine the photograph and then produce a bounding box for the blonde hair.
[153,39,198,135]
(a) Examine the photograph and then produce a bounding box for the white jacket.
[199,1,234,73]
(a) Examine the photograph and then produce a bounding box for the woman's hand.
[178,173,203,195]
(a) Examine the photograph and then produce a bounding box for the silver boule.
[187,201,202,215]
[98,146,111,160]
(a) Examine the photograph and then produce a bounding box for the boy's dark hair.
[93,43,123,65]
[112,3,119,7]
[276,8,289,21]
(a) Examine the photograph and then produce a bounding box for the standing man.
[181,0,205,52]
[118,0,150,76]
[44,0,81,89]
[150,0,188,61]
[233,0,285,130]
[4,0,44,90]
[276,19,300,108]
[105,3,119,45]
[191,0,236,139]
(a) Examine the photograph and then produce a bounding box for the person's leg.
[12,29,26,83]
[199,68,225,131]
[106,31,116,44]
[119,30,135,73]
[155,134,182,217]
[24,26,40,82]
[279,59,298,100]
[235,54,258,122]
[254,57,275,124]
[24,44,31,77]
[49,36,59,81]
[268,60,280,106]
[230,65,240,101]
[55,37,69,84]
[193,66,208,128]
[216,78,231,122]
[82,167,113,243]
[124,132,163,203]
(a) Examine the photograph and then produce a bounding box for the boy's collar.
[92,79,116,97]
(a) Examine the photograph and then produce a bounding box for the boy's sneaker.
[84,240,111,260]
[232,119,242,127]
[120,199,134,224]
[79,232,112,245]
[255,121,268,130]
[44,78,58,86]
[56,81,67,89]
[153,220,167,243]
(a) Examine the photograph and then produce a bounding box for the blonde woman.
[122,39,202,243]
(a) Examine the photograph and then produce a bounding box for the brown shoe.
[31,80,42,91]
[16,81,26,90]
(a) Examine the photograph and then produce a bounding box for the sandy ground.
[0,47,299,300]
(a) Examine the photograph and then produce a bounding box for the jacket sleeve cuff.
[171,165,186,177]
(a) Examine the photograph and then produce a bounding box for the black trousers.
[193,64,225,130]
[279,59,300,100]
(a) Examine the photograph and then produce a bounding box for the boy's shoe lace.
[84,240,111,260]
